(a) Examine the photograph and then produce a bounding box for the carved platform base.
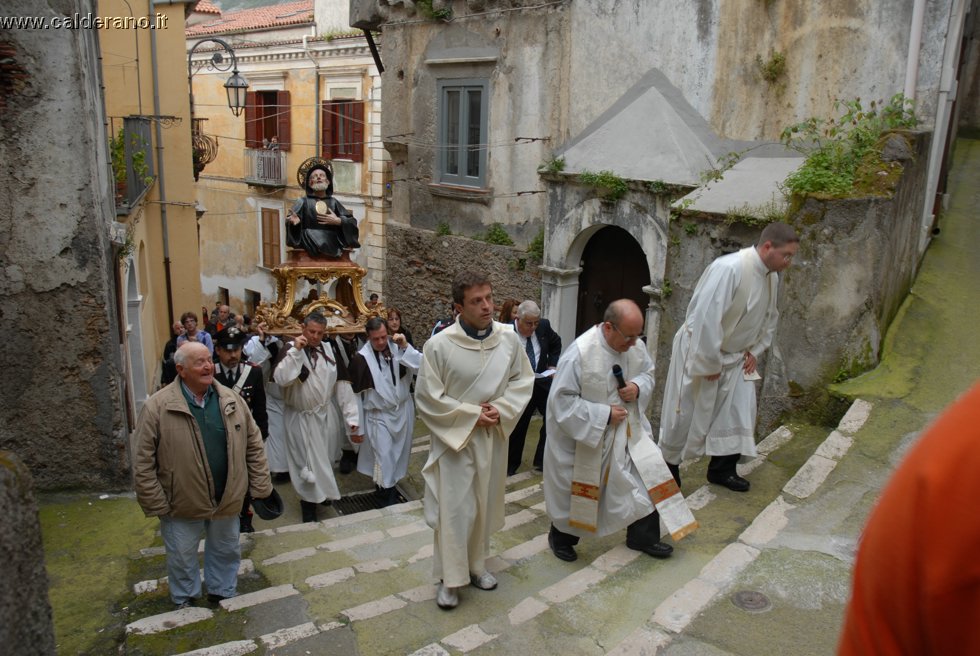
[254,250,384,336]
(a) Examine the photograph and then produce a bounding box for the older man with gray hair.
[507,300,562,476]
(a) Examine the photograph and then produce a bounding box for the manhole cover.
[731,590,772,613]
[333,488,407,515]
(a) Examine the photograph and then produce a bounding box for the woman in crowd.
[498,298,519,324]
[386,307,413,346]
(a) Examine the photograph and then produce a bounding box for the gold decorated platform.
[254,249,384,336]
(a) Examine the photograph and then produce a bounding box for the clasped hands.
[476,402,500,427]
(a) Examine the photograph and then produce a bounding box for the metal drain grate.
[333,488,408,515]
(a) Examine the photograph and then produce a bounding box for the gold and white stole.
[569,328,697,540]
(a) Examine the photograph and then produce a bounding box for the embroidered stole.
[569,328,698,540]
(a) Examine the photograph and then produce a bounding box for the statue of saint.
[286,159,360,258]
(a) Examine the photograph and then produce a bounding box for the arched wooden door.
[575,226,650,336]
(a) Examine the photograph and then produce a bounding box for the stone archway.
[575,225,651,335]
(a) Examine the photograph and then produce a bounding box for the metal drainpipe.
[149,4,174,326]
[303,30,321,156]
[904,0,927,101]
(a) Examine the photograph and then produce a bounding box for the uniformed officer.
[214,326,269,532]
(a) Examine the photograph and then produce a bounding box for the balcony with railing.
[245,147,287,187]
[109,116,155,214]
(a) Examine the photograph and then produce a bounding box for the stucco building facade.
[187,0,388,318]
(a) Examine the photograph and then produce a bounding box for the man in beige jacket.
[134,342,271,608]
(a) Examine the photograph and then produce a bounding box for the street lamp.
[223,70,249,117]
[187,37,249,118]
[187,37,248,179]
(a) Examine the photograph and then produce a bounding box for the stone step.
[120,405,868,655]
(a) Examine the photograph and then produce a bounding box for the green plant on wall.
[481,223,514,246]
[780,93,918,197]
[436,222,452,236]
[579,170,629,202]
[527,228,545,260]
[417,0,452,21]
[540,156,565,174]
[755,51,786,84]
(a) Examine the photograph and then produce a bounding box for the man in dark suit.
[507,300,562,476]
[214,326,269,532]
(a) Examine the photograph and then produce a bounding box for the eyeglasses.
[609,323,641,342]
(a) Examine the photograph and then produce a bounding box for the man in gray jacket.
[134,341,272,609]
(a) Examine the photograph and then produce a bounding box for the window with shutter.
[321,100,365,162]
[437,79,489,188]
[260,208,281,269]
[244,91,291,150]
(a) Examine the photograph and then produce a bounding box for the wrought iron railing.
[244,147,287,187]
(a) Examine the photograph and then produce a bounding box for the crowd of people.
[137,224,807,614]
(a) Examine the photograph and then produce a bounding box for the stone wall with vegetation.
[654,131,932,434]
[384,223,542,346]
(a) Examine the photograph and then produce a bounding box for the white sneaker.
[469,571,498,590]
[436,583,459,609]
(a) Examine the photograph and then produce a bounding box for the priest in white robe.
[415,271,533,610]
[350,317,423,506]
[274,312,360,522]
[544,300,696,563]
[659,222,799,493]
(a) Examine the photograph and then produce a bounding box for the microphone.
[612,364,627,389]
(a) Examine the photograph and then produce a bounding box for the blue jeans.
[159,515,240,604]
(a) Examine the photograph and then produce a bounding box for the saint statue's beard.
[311,182,329,191]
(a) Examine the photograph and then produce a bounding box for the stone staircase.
[119,400,870,656]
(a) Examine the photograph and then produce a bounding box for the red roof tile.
[192,0,222,16]
[186,0,314,36]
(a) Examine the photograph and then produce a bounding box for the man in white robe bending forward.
[544,300,697,562]
[415,270,534,610]
[659,222,799,492]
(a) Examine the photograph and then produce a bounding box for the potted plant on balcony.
[109,130,127,204]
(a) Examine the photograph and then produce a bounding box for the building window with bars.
[437,79,489,188]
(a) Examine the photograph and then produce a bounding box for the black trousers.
[549,511,663,549]
[507,382,550,474]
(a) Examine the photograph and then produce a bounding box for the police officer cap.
[215,326,248,350]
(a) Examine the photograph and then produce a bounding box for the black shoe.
[548,530,578,562]
[320,498,332,507]
[506,468,518,477]
[300,500,318,523]
[239,515,255,533]
[627,540,674,559]
[174,599,193,610]
[339,450,356,474]
[707,473,750,492]
[206,593,228,604]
